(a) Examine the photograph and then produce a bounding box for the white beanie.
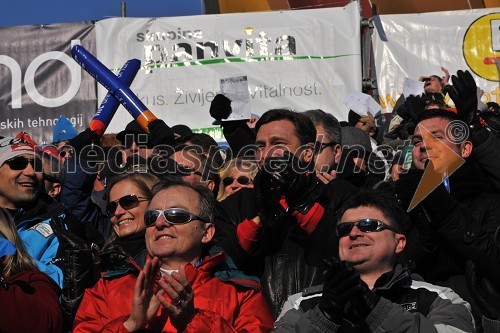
[0,136,37,167]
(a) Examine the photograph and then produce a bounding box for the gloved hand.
[67,128,100,155]
[393,168,423,211]
[445,70,482,131]
[147,119,175,147]
[50,219,96,329]
[465,260,500,320]
[397,95,426,123]
[262,151,320,213]
[347,278,381,320]
[253,170,283,222]
[319,258,363,323]
[209,94,232,121]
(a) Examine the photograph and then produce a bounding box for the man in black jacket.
[215,108,356,318]
[395,108,500,326]
[274,190,475,333]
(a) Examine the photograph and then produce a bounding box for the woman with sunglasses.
[97,172,158,273]
[217,158,258,201]
[0,208,62,333]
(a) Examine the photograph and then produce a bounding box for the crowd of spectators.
[1,67,500,333]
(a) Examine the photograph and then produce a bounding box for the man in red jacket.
[74,179,274,333]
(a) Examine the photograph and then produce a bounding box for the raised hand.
[357,112,376,136]
[262,151,320,213]
[445,70,480,129]
[157,265,196,331]
[209,94,232,122]
[123,257,162,332]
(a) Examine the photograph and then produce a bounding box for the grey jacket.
[274,264,476,333]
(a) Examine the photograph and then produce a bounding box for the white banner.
[96,3,361,137]
[372,7,500,113]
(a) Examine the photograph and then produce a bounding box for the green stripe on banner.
[111,54,358,72]
[191,127,225,141]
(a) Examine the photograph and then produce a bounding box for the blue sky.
[0,0,204,27]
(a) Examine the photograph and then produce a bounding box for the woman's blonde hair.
[0,208,38,277]
[106,172,159,204]
[217,158,258,201]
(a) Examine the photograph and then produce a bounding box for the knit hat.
[53,116,77,143]
[341,127,372,152]
[340,127,386,175]
[171,124,193,139]
[0,136,38,167]
[116,120,147,142]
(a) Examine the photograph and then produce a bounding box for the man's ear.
[302,143,314,164]
[461,140,473,158]
[395,234,406,254]
[201,223,215,244]
[205,180,215,192]
[334,144,342,164]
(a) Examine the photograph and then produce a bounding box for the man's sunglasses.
[106,194,149,216]
[3,156,43,173]
[144,208,209,227]
[336,219,398,238]
[177,165,203,177]
[222,176,253,187]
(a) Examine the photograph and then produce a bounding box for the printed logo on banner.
[463,13,500,81]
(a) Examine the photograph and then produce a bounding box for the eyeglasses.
[222,176,253,187]
[144,208,209,227]
[336,219,398,238]
[319,142,337,151]
[106,194,149,216]
[3,156,43,173]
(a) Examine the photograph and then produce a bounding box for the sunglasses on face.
[222,176,253,187]
[3,156,43,173]
[144,208,209,227]
[336,219,398,238]
[106,194,149,216]
[177,165,203,177]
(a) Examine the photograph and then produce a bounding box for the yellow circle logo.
[464,13,500,81]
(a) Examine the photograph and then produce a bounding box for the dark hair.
[303,109,342,145]
[417,108,458,124]
[176,133,224,169]
[425,100,447,109]
[151,179,216,224]
[430,75,445,89]
[337,190,408,234]
[255,108,317,145]
[416,108,468,141]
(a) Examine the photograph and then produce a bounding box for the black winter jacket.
[216,178,357,318]
[404,161,500,325]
